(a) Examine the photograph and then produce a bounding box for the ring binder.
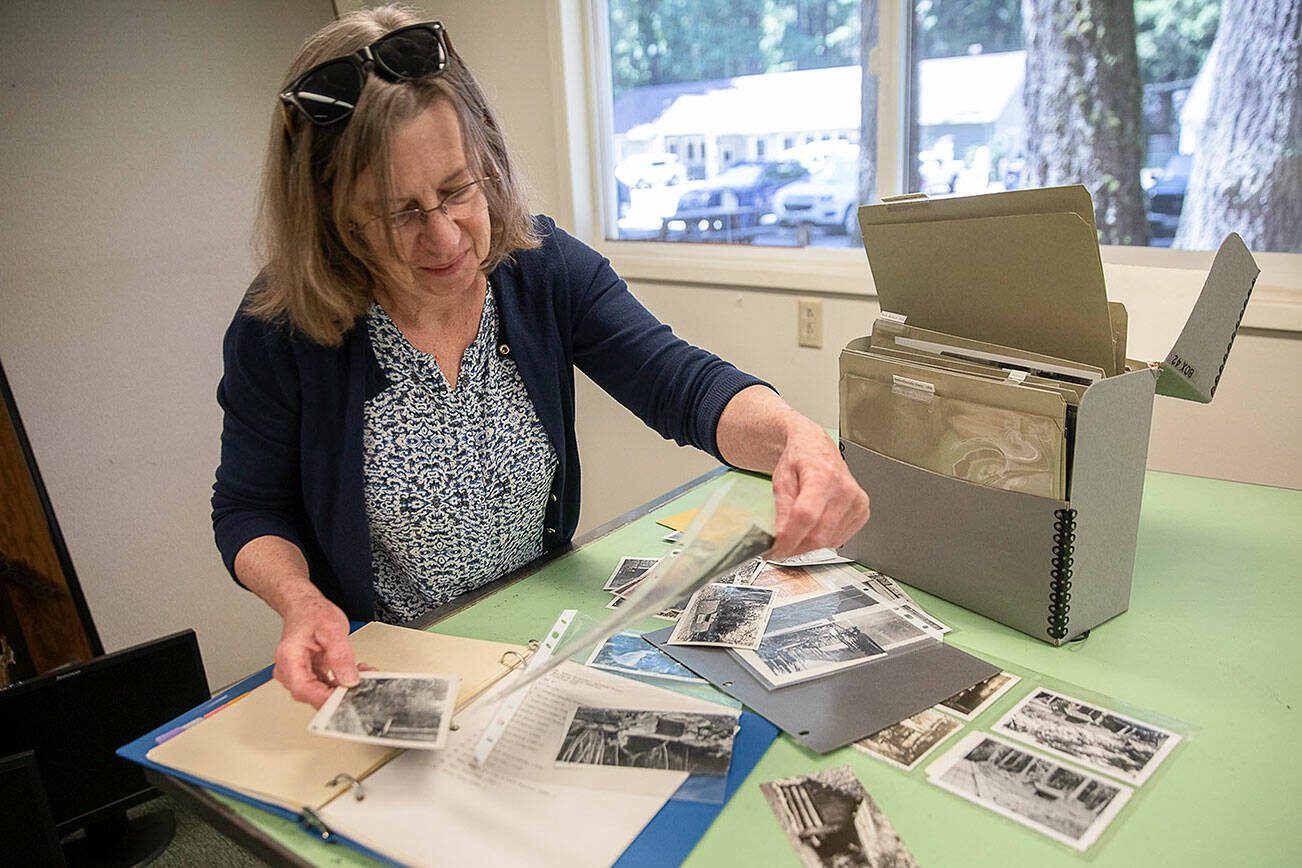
[299,806,333,841]
[1047,508,1077,641]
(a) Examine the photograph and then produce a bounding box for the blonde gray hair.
[248,4,540,345]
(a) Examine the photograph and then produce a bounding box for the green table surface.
[203,470,1301,866]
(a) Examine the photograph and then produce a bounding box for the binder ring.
[327,772,367,802]
[499,640,541,671]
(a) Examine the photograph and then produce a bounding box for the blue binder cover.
[119,666,778,866]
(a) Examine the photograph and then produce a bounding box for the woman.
[213,6,870,708]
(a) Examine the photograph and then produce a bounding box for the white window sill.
[598,238,1302,334]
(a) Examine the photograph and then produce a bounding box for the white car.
[773,155,860,235]
[615,153,687,188]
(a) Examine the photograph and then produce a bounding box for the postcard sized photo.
[764,585,882,635]
[668,584,776,650]
[858,569,916,606]
[585,631,705,683]
[834,606,935,651]
[853,708,964,772]
[936,671,1022,721]
[736,620,887,688]
[752,563,841,600]
[992,689,1182,786]
[761,765,918,868]
[603,556,661,591]
[896,603,951,635]
[926,733,1132,852]
[308,672,459,750]
[556,706,740,776]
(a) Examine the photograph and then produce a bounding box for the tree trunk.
[1174,0,1302,253]
[1021,0,1148,245]
[854,0,879,244]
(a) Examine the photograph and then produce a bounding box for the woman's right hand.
[273,595,360,709]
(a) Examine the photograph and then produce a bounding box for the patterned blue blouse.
[362,287,558,622]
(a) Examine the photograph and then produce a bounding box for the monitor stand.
[62,808,176,868]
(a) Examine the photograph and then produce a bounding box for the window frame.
[559,0,1301,331]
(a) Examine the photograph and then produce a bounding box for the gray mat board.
[644,626,999,754]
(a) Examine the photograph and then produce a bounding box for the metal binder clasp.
[499,639,540,672]
[327,772,367,802]
[299,807,333,840]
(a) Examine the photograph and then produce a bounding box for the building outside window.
[602,0,1299,254]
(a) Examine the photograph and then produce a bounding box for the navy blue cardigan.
[212,217,767,620]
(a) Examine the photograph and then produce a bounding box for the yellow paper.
[656,507,699,531]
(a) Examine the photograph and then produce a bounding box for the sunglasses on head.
[279,21,448,127]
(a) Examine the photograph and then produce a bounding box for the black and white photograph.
[936,671,1022,720]
[308,672,459,750]
[668,583,776,649]
[992,689,1182,785]
[764,585,881,635]
[926,733,1132,852]
[760,765,919,868]
[834,606,934,650]
[895,603,950,635]
[710,556,765,586]
[585,631,706,683]
[853,708,964,772]
[602,556,662,591]
[555,706,739,775]
[736,620,886,688]
[858,569,915,606]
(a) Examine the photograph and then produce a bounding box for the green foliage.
[1134,0,1220,84]
[607,0,859,94]
[913,0,1021,59]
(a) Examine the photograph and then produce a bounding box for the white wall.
[0,1,335,687]
[1,0,1296,690]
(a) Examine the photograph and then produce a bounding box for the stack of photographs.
[924,688,1182,852]
[603,554,762,620]
[730,566,950,690]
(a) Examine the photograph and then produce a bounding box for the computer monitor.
[0,629,210,845]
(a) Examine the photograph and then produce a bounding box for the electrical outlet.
[797,298,823,348]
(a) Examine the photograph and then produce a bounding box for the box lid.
[1155,233,1259,403]
[858,185,1117,376]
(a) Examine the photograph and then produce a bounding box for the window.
[601,0,1299,255]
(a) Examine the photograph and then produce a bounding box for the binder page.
[320,662,728,867]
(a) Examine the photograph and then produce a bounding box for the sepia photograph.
[992,689,1182,785]
[738,619,886,688]
[555,706,739,775]
[761,765,919,867]
[603,556,662,591]
[937,671,1022,720]
[926,733,1132,852]
[308,672,459,750]
[853,708,964,771]
[668,583,776,649]
[585,631,706,683]
[752,564,838,600]
[764,586,881,634]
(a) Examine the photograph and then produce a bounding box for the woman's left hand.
[767,416,871,560]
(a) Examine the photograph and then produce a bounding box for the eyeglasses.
[279,22,448,126]
[354,176,496,241]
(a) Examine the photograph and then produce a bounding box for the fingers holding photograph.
[308,672,459,750]
[926,733,1132,852]
[992,689,1181,786]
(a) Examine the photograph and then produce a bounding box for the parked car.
[1146,153,1192,243]
[615,152,687,188]
[773,154,860,235]
[669,160,809,240]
